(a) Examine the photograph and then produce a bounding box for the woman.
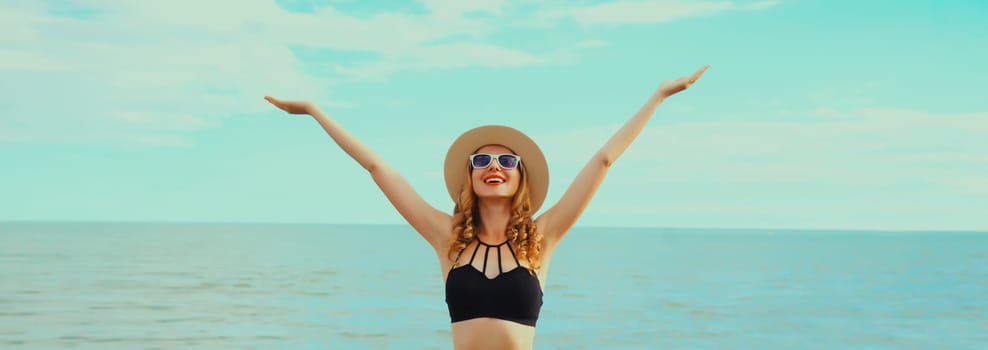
[265,65,708,350]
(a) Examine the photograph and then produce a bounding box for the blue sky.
[2,0,986,231]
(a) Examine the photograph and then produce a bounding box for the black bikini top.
[444,238,544,327]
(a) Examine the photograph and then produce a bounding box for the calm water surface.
[2,223,986,349]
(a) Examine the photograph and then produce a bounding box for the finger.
[690,65,709,81]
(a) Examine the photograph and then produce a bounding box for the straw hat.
[443,125,549,213]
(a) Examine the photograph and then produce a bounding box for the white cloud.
[333,42,546,81]
[575,39,608,49]
[537,106,988,189]
[748,0,780,10]
[945,178,988,196]
[112,111,219,131]
[0,0,776,146]
[528,105,986,229]
[0,1,535,145]
[0,49,73,71]
[0,2,326,142]
[0,2,54,43]
[569,0,738,25]
[419,0,506,18]
[511,0,780,30]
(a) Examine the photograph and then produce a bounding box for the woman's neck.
[475,198,512,242]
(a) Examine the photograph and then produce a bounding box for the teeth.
[485,178,504,184]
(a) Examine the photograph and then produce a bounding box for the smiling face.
[470,144,522,201]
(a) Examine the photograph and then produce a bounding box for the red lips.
[482,174,506,184]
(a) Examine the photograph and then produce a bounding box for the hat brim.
[443,125,549,214]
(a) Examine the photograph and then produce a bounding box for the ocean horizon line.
[2,219,985,234]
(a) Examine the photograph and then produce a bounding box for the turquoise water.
[1,222,986,349]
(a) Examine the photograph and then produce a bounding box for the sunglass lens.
[498,155,519,169]
[472,154,492,168]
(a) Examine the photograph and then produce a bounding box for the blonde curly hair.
[446,162,543,274]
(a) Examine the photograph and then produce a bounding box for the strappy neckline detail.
[475,236,510,247]
[449,237,526,279]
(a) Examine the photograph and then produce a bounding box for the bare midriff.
[450,317,536,350]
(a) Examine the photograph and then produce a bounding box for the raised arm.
[264,96,451,250]
[536,66,709,245]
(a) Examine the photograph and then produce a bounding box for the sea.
[1,222,986,349]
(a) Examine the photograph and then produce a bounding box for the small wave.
[662,300,690,309]
[845,334,897,344]
[312,269,339,276]
[57,335,238,344]
[367,308,405,315]
[697,331,726,339]
[154,317,202,324]
[143,305,176,311]
[144,271,192,277]
[689,309,725,318]
[252,335,287,341]
[339,331,388,339]
[0,311,39,317]
[301,291,333,296]
[546,284,567,291]
[0,329,25,337]
[411,290,440,296]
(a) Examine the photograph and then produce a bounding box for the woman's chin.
[474,190,515,201]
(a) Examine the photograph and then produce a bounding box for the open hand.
[657,65,709,98]
[264,96,316,115]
